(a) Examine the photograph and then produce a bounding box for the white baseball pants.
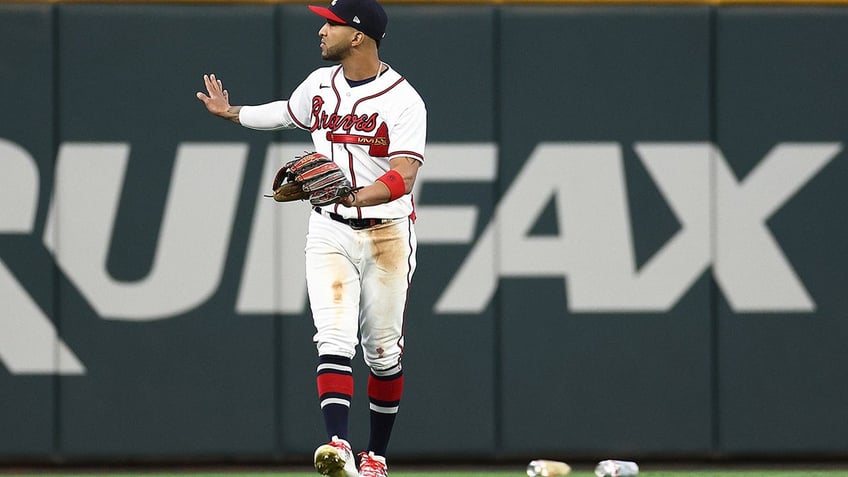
[305,210,417,372]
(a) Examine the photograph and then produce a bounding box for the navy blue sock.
[367,370,403,456]
[316,355,353,441]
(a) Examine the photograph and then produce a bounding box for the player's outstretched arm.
[196,73,241,124]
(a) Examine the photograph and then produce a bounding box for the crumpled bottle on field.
[594,459,639,477]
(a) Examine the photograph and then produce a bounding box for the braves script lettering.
[310,96,378,133]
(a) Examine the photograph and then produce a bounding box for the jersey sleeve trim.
[389,151,424,162]
[287,101,310,130]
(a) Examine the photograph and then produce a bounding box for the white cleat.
[358,451,388,477]
[314,436,358,477]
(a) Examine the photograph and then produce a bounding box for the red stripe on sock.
[368,374,404,402]
[317,373,354,397]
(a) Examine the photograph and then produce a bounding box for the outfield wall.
[2,1,848,463]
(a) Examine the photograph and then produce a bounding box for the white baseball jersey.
[239,63,425,370]
[240,63,427,219]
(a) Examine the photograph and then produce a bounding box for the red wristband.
[377,169,405,201]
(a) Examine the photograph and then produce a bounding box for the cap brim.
[308,5,347,25]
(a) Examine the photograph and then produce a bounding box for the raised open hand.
[196,74,239,121]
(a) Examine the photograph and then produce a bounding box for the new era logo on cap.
[309,0,387,41]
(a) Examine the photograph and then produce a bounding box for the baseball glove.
[269,152,354,206]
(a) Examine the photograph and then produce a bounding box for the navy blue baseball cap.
[309,0,388,42]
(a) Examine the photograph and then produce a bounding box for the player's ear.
[351,30,365,46]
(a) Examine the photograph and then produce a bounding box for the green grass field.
[6,469,848,477]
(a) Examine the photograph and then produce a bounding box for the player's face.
[318,21,356,62]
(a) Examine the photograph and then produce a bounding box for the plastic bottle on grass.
[594,459,639,477]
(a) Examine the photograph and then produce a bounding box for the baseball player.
[196,1,426,477]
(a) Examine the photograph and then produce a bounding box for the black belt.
[313,207,391,230]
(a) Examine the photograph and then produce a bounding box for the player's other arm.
[196,73,292,130]
[341,156,420,208]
